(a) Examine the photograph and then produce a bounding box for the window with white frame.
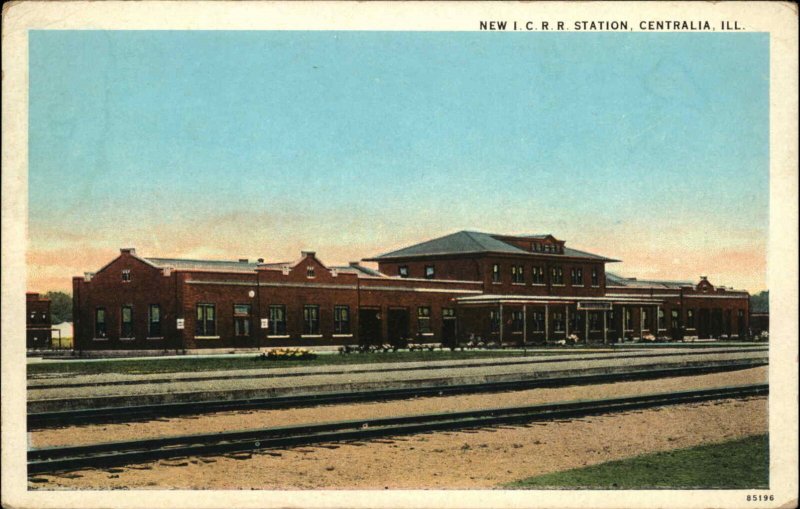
[148,304,161,337]
[511,265,524,284]
[269,305,286,335]
[417,306,432,334]
[551,266,564,285]
[95,308,107,338]
[334,305,350,334]
[234,304,252,337]
[303,305,320,335]
[121,269,131,282]
[121,305,134,338]
[196,304,216,336]
[491,264,501,283]
[571,268,583,286]
[532,266,545,284]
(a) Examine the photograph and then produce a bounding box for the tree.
[750,291,769,313]
[45,291,72,324]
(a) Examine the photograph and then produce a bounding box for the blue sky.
[28,31,769,292]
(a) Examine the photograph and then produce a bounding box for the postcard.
[2,1,797,508]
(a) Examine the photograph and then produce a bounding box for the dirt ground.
[30,366,767,448]
[30,397,767,490]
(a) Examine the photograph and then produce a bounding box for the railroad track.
[28,383,768,475]
[27,346,767,390]
[27,360,766,429]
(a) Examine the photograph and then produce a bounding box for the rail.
[28,383,768,475]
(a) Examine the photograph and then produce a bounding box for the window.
[196,304,216,336]
[511,265,524,284]
[120,305,134,338]
[303,305,320,335]
[671,310,680,329]
[417,306,432,334]
[551,266,564,285]
[148,304,162,337]
[624,308,633,330]
[658,308,666,330]
[591,268,599,286]
[531,311,544,332]
[442,308,456,318]
[95,308,107,338]
[398,266,409,278]
[234,304,251,337]
[425,265,435,279]
[589,311,602,331]
[642,309,650,329]
[686,309,695,329]
[121,269,131,282]
[306,266,315,278]
[570,311,584,333]
[532,266,545,284]
[511,310,524,333]
[491,264,501,283]
[553,312,565,332]
[489,310,501,334]
[571,268,583,286]
[269,305,286,335]
[334,305,350,334]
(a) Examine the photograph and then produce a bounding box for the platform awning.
[455,294,665,306]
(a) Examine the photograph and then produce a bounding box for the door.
[442,308,457,348]
[358,308,382,346]
[387,308,410,347]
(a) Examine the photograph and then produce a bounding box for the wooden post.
[498,303,503,347]
[585,309,589,344]
[523,304,527,347]
[545,303,549,342]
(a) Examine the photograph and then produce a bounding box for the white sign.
[577,302,612,311]
[176,318,185,330]
[260,318,269,329]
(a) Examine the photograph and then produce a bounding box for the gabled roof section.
[331,264,387,278]
[365,231,617,262]
[606,272,694,289]
[145,257,260,272]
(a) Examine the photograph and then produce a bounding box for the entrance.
[387,308,410,347]
[698,309,711,338]
[442,316,456,347]
[358,308,382,346]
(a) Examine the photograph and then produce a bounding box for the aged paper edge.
[2,2,797,508]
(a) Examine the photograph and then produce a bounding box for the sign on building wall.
[260,318,269,329]
[577,302,613,311]
[176,318,185,330]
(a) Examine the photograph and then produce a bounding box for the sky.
[28,31,769,293]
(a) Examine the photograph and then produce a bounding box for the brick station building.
[72,231,751,351]
[26,292,52,349]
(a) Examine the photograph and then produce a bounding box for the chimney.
[239,258,249,263]
[120,248,136,256]
[700,275,708,281]
[349,261,360,267]
[257,258,264,263]
[301,250,316,258]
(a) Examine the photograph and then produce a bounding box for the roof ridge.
[461,230,493,251]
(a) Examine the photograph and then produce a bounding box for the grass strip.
[506,434,769,489]
[27,349,571,376]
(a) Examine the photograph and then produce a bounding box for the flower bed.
[258,348,317,361]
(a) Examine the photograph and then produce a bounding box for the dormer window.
[306,266,315,278]
[122,269,131,282]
